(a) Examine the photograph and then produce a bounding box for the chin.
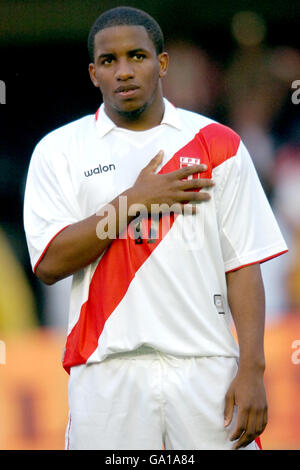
[115,101,148,119]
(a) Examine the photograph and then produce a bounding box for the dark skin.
[225,265,268,449]
[36,25,268,449]
[88,25,168,130]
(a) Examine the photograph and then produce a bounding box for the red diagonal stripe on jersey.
[63,123,240,373]
[255,436,262,449]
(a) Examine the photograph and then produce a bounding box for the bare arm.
[36,150,214,284]
[224,263,268,449]
[36,194,135,285]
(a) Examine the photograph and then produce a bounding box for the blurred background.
[0,0,300,450]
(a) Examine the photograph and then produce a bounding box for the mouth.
[114,85,140,98]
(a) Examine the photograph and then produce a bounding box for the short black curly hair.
[88,6,164,62]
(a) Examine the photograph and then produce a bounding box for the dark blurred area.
[1,0,300,451]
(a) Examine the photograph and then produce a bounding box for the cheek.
[143,65,160,91]
[96,74,112,94]
[95,65,114,82]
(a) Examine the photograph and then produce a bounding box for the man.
[23,6,288,450]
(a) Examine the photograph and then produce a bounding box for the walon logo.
[0,80,6,104]
[84,163,116,177]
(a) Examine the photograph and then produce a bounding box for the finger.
[263,408,268,431]
[252,408,268,442]
[255,410,266,437]
[142,150,164,173]
[179,178,215,191]
[171,164,208,180]
[178,191,211,203]
[233,412,256,450]
[255,413,263,437]
[230,408,248,442]
[224,393,235,427]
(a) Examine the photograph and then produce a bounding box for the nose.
[115,58,134,81]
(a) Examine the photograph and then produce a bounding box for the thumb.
[224,390,235,427]
[146,150,164,173]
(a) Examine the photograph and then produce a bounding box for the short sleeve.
[214,141,288,272]
[23,140,81,272]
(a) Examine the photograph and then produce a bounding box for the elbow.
[39,275,58,286]
[35,261,62,285]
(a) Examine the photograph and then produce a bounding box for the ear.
[88,63,99,88]
[158,52,169,78]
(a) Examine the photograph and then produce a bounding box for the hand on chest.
[77,127,211,217]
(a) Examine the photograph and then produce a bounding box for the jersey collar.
[95,98,182,138]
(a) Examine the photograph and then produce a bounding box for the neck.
[104,89,165,131]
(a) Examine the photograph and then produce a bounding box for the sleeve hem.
[33,225,71,274]
[225,249,288,274]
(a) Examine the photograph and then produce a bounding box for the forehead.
[94,25,156,56]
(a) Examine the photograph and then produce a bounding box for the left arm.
[224,263,268,449]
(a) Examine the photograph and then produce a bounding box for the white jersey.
[23,98,287,374]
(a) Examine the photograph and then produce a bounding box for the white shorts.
[65,347,260,450]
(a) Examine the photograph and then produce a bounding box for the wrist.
[238,357,266,374]
[123,187,148,214]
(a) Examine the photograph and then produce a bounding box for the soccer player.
[23,6,288,450]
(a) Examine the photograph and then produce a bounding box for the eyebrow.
[97,53,114,61]
[97,48,150,61]
[128,48,149,55]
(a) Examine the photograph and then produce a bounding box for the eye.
[133,53,146,61]
[101,57,114,65]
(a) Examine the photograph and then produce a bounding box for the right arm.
[36,150,214,285]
